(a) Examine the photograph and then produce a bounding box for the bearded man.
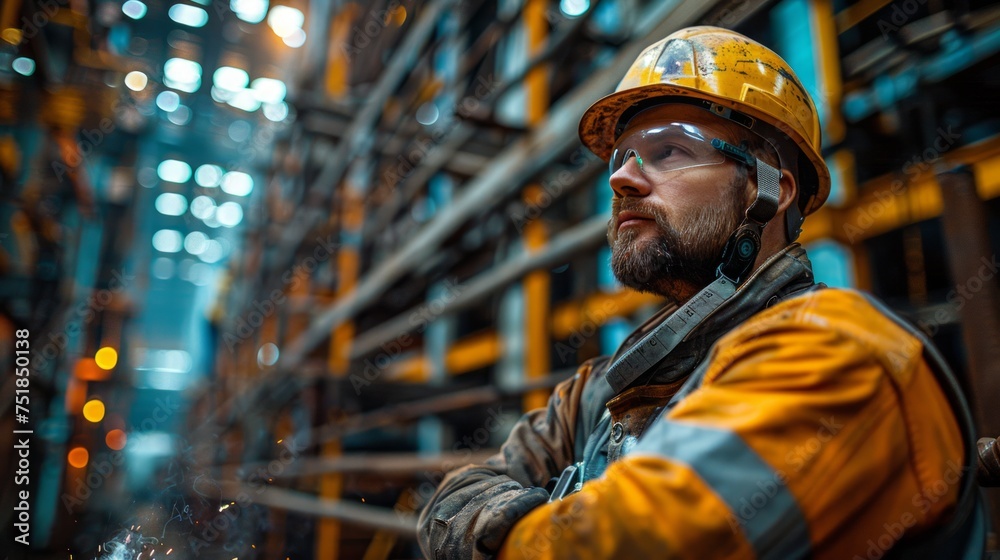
[417,27,986,560]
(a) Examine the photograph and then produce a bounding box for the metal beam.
[277,0,727,373]
[268,0,455,268]
[219,482,417,536]
[349,213,608,358]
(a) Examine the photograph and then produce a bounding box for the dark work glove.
[418,467,550,560]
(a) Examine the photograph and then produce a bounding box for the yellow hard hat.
[579,26,830,215]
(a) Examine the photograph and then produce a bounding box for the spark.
[277,439,283,443]
[361,498,365,503]
[219,504,231,511]
[167,549,173,555]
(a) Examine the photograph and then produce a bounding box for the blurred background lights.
[95,347,119,369]
[155,192,189,216]
[184,231,209,255]
[152,229,184,253]
[157,159,192,183]
[267,6,304,38]
[228,90,262,112]
[106,429,128,450]
[190,195,217,219]
[198,239,225,262]
[213,66,250,91]
[2,28,22,44]
[122,0,147,19]
[188,262,213,285]
[416,102,440,126]
[263,102,289,122]
[83,399,106,423]
[163,58,202,93]
[67,447,89,469]
[228,120,251,142]
[282,28,306,48]
[195,164,224,187]
[250,78,286,103]
[12,57,35,76]
[216,202,244,227]
[231,0,268,23]
[220,171,253,196]
[167,105,193,125]
[152,257,175,280]
[124,70,148,91]
[257,342,280,367]
[560,0,590,17]
[168,4,209,27]
[156,90,181,112]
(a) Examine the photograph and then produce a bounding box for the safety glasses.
[609,122,728,177]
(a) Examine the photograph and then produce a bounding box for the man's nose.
[609,155,652,198]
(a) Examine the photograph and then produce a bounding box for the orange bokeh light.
[67,447,89,468]
[106,429,127,450]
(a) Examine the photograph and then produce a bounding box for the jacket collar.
[610,243,816,391]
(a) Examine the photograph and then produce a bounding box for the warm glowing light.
[282,28,306,48]
[68,447,89,468]
[83,399,106,423]
[267,6,304,38]
[106,429,128,450]
[95,347,118,370]
[125,71,148,91]
[2,28,23,44]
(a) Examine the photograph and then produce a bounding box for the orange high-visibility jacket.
[498,289,965,560]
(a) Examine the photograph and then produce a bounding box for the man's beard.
[607,177,745,301]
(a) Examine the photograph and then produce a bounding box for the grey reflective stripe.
[630,421,812,560]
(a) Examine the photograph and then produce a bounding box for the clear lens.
[610,122,726,176]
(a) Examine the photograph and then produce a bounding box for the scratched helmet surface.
[579,26,830,215]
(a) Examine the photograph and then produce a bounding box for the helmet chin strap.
[604,141,782,393]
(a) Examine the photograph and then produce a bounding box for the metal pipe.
[219,482,417,535]
[351,200,608,359]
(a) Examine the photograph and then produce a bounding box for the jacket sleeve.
[417,357,606,560]
[497,291,964,560]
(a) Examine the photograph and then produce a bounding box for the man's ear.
[778,168,803,243]
[777,168,798,214]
